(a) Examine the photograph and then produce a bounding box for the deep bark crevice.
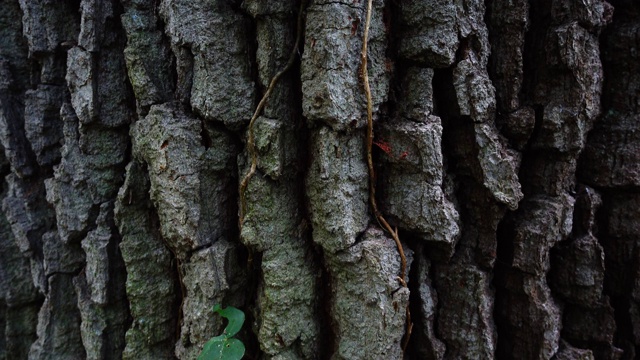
[598,193,636,357]
[315,245,336,360]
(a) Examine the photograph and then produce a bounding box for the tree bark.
[0,0,638,359]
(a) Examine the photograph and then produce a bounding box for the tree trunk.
[0,0,638,359]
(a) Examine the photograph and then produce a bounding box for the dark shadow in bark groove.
[171,45,194,108]
[521,0,551,108]
[106,227,133,357]
[432,65,466,254]
[596,193,636,358]
[163,244,184,345]
[402,239,437,360]
[242,11,260,115]
[0,299,5,356]
[432,68,460,121]
[124,160,183,347]
[313,243,336,360]
[0,90,37,177]
[153,6,177,103]
[577,4,640,357]
[240,250,263,360]
[493,211,515,360]
[293,54,333,360]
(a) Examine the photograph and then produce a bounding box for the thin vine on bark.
[239,0,308,227]
[360,0,412,350]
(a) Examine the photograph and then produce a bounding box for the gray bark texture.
[0,0,638,359]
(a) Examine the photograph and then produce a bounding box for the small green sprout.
[197,304,246,360]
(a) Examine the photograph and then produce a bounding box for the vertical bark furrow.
[411,249,445,359]
[379,119,460,249]
[159,0,256,130]
[430,181,504,359]
[58,3,132,358]
[240,2,322,358]
[18,0,79,56]
[327,227,412,360]
[496,0,613,358]
[121,1,174,115]
[301,0,388,131]
[488,0,529,113]
[577,4,640,356]
[303,1,410,357]
[452,1,523,211]
[130,104,246,359]
[409,1,510,357]
[305,125,374,357]
[131,105,217,257]
[115,161,179,360]
[3,154,64,358]
[29,273,85,360]
[306,127,369,254]
[378,67,460,256]
[435,257,496,360]
[549,185,619,359]
[1,1,90,358]
[0,195,40,359]
[396,0,458,68]
[23,86,64,169]
[39,1,134,358]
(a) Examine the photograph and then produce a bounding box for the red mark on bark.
[374,140,392,155]
[375,139,411,160]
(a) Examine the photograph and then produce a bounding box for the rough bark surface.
[0,0,638,359]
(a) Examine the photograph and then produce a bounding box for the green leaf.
[222,338,245,359]
[197,305,246,360]
[213,305,245,338]
[198,336,224,360]
[197,336,245,360]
